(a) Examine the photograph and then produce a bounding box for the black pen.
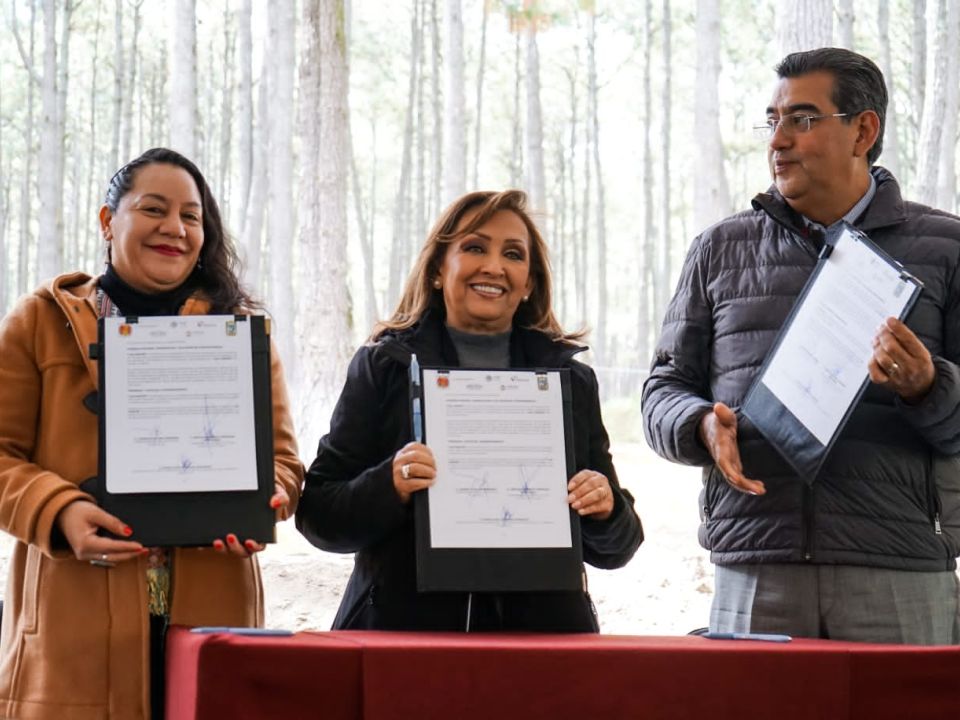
[410,353,423,443]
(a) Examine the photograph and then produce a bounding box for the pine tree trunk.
[912,0,926,149]
[511,29,522,188]
[0,88,7,314]
[915,0,948,204]
[388,0,421,311]
[85,0,104,272]
[656,0,672,333]
[639,0,655,366]
[472,0,489,189]
[296,0,353,441]
[777,0,832,54]
[121,1,143,164]
[429,0,442,218]
[235,0,254,234]
[693,0,731,230]
[442,0,465,206]
[565,66,580,329]
[169,0,197,157]
[837,0,855,48]
[37,0,62,282]
[111,0,123,171]
[526,24,546,213]
[935,0,958,211]
[877,0,901,178]
[266,0,296,369]
[17,1,37,294]
[240,65,268,297]
[218,4,234,203]
[587,9,606,365]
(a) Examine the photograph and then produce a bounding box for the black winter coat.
[642,168,960,571]
[297,311,643,631]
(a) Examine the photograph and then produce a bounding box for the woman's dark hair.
[373,189,584,343]
[775,47,887,165]
[104,147,255,312]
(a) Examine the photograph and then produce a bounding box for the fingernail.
[572,501,581,509]
[244,540,257,552]
[227,533,238,545]
[213,539,225,550]
[122,525,133,537]
[139,548,150,555]
[269,496,281,509]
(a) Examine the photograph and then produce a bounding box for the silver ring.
[90,556,114,568]
[401,463,411,480]
[889,361,900,375]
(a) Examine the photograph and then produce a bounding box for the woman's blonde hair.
[372,189,584,342]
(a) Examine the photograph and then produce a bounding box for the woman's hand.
[567,470,615,520]
[56,500,145,566]
[211,484,290,557]
[392,442,437,504]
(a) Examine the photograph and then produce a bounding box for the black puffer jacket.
[297,309,643,631]
[642,167,960,571]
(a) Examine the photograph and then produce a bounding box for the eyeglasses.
[753,113,851,140]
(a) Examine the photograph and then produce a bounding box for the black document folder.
[412,366,583,593]
[742,223,923,482]
[95,314,275,546]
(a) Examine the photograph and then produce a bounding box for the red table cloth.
[166,628,960,719]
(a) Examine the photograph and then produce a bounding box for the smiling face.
[437,208,534,334]
[766,70,874,225]
[99,163,204,293]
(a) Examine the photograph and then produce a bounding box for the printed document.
[103,315,259,493]
[422,368,572,549]
[760,226,917,445]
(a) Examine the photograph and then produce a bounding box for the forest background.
[0,0,959,631]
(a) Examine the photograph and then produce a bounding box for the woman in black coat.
[296,190,642,631]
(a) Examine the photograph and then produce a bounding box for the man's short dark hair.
[775,47,887,165]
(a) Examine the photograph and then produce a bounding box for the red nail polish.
[270,496,281,509]
[122,525,133,537]
[139,548,150,555]
[244,540,256,552]
[213,539,225,550]
[227,533,238,545]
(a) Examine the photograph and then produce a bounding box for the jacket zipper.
[802,484,814,561]
[925,456,943,536]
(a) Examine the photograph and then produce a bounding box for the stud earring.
[522,295,529,302]
[433,278,442,289]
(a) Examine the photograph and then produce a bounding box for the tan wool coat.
[0,273,303,719]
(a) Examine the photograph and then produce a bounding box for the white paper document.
[760,227,917,445]
[103,315,259,493]
[422,368,572,549]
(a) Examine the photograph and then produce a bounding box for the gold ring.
[889,361,900,375]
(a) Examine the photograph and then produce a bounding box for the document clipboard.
[412,365,583,592]
[95,314,276,546]
[742,223,923,483]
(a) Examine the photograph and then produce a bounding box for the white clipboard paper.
[742,223,923,483]
[96,314,276,546]
[412,366,582,592]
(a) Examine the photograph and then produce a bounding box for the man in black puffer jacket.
[643,47,960,644]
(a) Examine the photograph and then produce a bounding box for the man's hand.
[698,402,766,495]
[869,317,936,404]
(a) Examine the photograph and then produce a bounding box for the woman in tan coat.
[0,148,303,719]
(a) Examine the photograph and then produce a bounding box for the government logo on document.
[436,372,449,388]
[225,319,237,336]
[537,373,549,391]
[118,323,132,337]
